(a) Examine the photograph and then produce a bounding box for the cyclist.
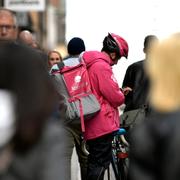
[82,33,129,180]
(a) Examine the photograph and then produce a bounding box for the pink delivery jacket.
[82,51,125,140]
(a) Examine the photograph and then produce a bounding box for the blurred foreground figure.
[128,33,180,180]
[0,41,67,180]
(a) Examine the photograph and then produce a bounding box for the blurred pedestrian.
[18,29,50,70]
[128,33,180,180]
[0,41,67,180]
[48,50,63,71]
[122,35,158,112]
[0,8,18,41]
[50,37,87,180]
[18,30,39,49]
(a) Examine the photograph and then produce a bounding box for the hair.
[0,8,18,27]
[143,35,158,53]
[18,30,40,49]
[0,41,57,153]
[48,50,62,60]
[18,30,33,41]
[146,33,180,112]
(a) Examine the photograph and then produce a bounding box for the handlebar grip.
[116,128,126,135]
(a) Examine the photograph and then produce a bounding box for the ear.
[109,52,116,60]
[143,47,146,54]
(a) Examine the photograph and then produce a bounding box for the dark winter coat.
[128,110,180,180]
[122,60,149,111]
[0,121,68,180]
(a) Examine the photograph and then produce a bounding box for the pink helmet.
[109,33,129,58]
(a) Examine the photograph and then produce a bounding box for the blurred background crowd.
[0,0,66,56]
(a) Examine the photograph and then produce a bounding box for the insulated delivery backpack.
[51,57,100,132]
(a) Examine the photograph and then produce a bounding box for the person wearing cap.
[63,37,86,66]
[50,37,88,180]
[50,37,86,73]
[64,37,88,180]
[81,33,129,180]
[67,37,86,55]
[122,35,158,114]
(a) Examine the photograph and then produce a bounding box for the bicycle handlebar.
[115,128,130,147]
[116,128,126,135]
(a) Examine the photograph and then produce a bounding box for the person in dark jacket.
[122,35,158,112]
[0,41,67,180]
[128,33,180,180]
[82,33,129,180]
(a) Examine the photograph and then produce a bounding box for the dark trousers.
[86,133,114,180]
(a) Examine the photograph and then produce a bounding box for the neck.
[150,83,180,112]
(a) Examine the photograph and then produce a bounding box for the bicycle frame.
[109,128,129,180]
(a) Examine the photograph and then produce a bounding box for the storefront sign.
[4,0,45,11]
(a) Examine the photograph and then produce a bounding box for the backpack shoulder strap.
[57,61,65,70]
[78,52,85,63]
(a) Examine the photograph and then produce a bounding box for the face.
[110,52,120,65]
[113,58,119,65]
[48,51,62,68]
[0,11,18,41]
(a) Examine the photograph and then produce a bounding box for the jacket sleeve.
[122,65,135,111]
[93,62,125,108]
[122,64,135,88]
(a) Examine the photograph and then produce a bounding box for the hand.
[122,87,132,95]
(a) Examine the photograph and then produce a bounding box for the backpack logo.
[72,75,82,91]
[75,75,81,83]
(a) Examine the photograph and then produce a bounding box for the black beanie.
[67,37,85,55]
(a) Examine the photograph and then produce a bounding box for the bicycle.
[81,128,129,180]
[107,128,129,180]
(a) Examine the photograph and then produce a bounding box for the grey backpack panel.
[51,71,100,127]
